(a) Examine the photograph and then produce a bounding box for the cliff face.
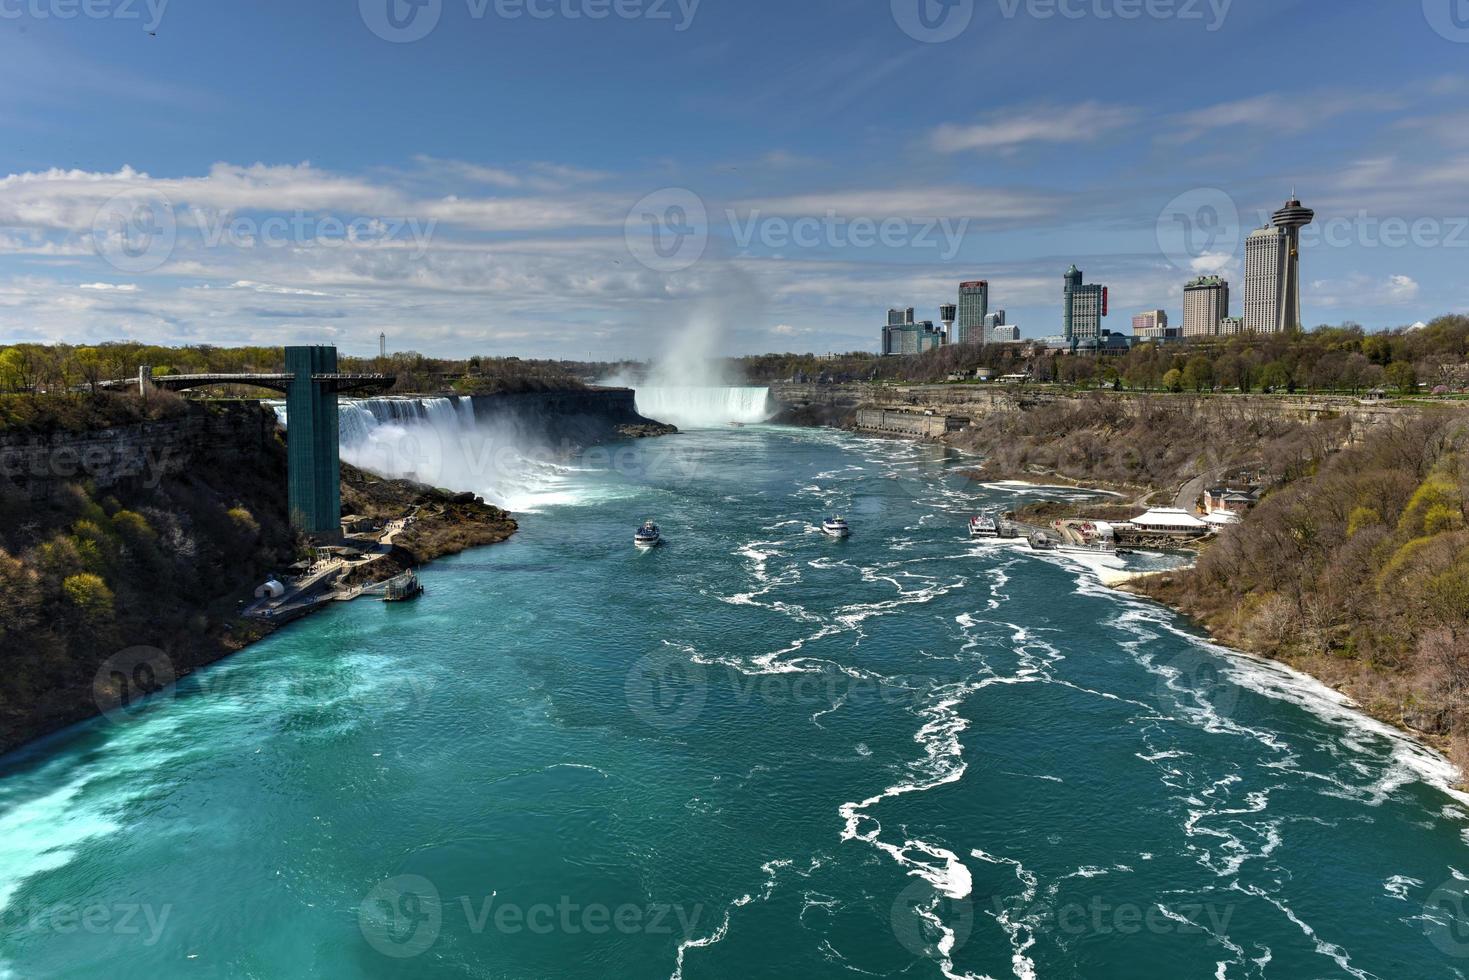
[0,387,663,757]
[0,401,298,756]
[466,387,674,446]
[1,401,274,502]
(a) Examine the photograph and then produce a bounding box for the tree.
[1260,361,1291,393]
[1162,368,1184,393]
[62,573,115,624]
[1182,355,1213,392]
[1386,361,1418,395]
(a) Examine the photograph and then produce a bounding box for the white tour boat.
[822,516,851,538]
[634,521,662,548]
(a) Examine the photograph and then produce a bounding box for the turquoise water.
[3,424,1469,979]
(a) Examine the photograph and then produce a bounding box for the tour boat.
[969,513,1000,538]
[822,516,851,538]
[1027,532,1056,551]
[634,521,662,548]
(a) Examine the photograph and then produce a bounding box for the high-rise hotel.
[957,281,989,344]
[1183,275,1230,336]
[1062,265,1107,342]
[1244,195,1315,333]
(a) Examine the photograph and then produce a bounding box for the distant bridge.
[103,351,396,537]
[98,368,394,396]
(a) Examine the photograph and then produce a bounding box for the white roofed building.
[1127,508,1210,537]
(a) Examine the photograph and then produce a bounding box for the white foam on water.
[1231,881,1379,980]
[1384,875,1423,901]
[0,775,120,915]
[669,893,752,980]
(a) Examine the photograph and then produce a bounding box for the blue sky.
[1,0,1467,359]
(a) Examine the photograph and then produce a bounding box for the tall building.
[1063,265,1107,342]
[1183,276,1230,336]
[958,281,989,344]
[1271,194,1315,332]
[887,307,916,327]
[1244,226,1289,333]
[940,304,957,344]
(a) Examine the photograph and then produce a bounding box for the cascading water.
[274,396,592,513]
[632,386,772,429]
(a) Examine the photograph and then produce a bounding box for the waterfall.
[633,386,772,429]
[274,396,583,513]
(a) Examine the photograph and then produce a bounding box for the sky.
[1,0,1467,360]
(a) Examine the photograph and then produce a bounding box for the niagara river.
[2,394,1469,979]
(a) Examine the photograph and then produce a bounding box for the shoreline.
[843,417,1469,792]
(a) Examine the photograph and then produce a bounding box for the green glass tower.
[285,346,341,536]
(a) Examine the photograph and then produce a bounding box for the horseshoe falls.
[632,386,772,428]
[2,425,1467,980]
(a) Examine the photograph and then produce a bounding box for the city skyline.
[1,2,1465,359]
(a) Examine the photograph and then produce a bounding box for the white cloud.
[931,103,1138,154]
[78,282,138,291]
[1310,273,1421,308]
[735,187,1057,221]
